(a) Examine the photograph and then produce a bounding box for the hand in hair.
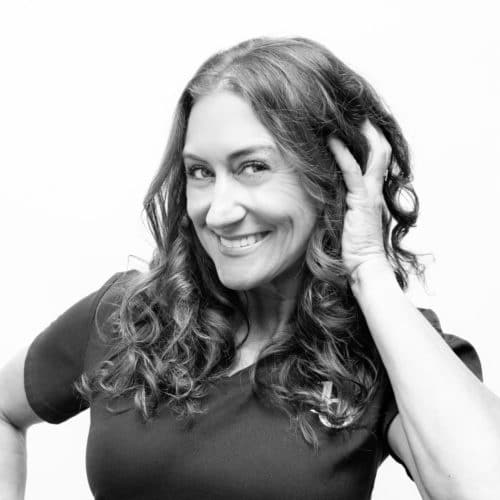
[328,119,392,282]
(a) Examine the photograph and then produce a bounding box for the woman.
[1,36,498,500]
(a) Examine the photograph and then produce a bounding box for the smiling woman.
[2,35,496,500]
[183,90,319,296]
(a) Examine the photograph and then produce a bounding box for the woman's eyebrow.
[182,144,276,162]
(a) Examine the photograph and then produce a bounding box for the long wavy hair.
[75,36,426,451]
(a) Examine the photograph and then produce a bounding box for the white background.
[0,1,498,499]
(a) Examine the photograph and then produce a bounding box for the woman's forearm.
[0,416,27,500]
[350,258,500,499]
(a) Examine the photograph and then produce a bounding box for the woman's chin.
[220,278,257,291]
[217,271,262,291]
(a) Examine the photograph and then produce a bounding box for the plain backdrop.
[0,1,498,499]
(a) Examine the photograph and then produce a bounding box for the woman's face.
[183,90,319,293]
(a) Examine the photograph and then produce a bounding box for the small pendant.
[310,381,354,429]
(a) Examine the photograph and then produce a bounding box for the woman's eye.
[240,161,268,175]
[185,165,212,179]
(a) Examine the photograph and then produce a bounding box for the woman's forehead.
[185,92,274,146]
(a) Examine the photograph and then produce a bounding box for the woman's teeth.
[220,232,268,248]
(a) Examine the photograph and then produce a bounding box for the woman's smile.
[216,230,271,255]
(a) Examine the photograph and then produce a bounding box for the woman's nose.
[205,177,246,230]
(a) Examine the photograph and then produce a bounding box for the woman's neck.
[234,268,302,346]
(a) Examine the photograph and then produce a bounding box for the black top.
[24,271,483,500]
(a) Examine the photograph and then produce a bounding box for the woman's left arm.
[329,120,500,500]
[352,257,500,500]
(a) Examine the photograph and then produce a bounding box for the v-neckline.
[224,361,257,378]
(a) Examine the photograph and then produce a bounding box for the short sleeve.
[24,272,125,424]
[380,308,483,480]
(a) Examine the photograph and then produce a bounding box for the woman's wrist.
[349,257,397,298]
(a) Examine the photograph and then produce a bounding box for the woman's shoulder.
[92,269,143,332]
[95,268,142,307]
[100,268,142,296]
[83,269,143,364]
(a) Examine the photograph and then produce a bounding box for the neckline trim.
[224,362,257,378]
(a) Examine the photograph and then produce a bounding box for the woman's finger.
[327,136,364,193]
[361,120,392,185]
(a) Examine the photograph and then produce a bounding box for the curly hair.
[74,36,426,452]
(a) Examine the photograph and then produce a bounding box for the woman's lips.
[216,231,271,255]
[219,231,269,248]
